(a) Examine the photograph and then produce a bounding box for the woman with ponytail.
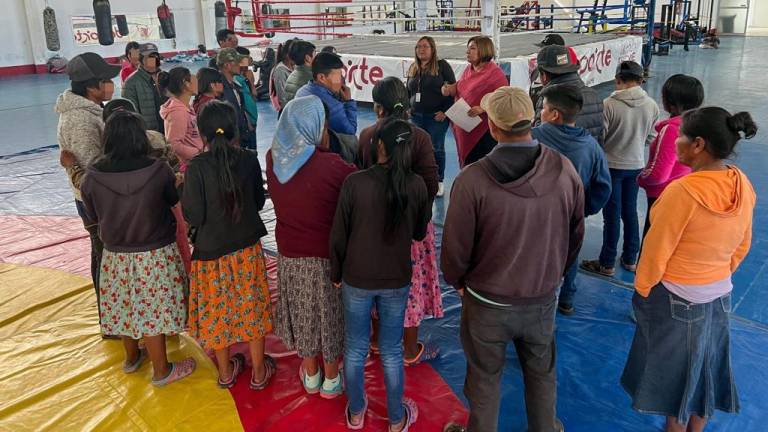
[182,100,276,390]
[359,77,443,367]
[623,107,757,432]
[160,67,205,171]
[331,118,430,431]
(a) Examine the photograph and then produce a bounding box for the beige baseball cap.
[480,86,535,132]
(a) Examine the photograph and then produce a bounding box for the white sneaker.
[437,182,445,197]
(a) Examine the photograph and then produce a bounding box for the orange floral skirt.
[188,242,273,351]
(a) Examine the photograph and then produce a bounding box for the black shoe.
[443,424,467,432]
[558,302,575,316]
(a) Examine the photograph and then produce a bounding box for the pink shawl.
[452,61,508,166]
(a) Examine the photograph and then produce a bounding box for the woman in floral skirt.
[183,100,276,389]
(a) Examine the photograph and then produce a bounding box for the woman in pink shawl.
[442,36,509,167]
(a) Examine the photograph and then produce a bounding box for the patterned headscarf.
[271,95,325,183]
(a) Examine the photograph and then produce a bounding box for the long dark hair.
[166,67,192,97]
[373,118,414,241]
[372,77,410,120]
[100,111,151,162]
[196,67,223,96]
[680,107,757,160]
[197,100,244,222]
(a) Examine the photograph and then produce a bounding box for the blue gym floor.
[1,37,767,430]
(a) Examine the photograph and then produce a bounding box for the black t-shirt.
[406,59,456,114]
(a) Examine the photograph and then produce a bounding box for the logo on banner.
[342,58,384,90]
[579,45,613,75]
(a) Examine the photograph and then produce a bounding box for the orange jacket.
[635,166,755,297]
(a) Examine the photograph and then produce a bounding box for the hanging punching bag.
[214,1,227,33]
[115,15,129,37]
[93,0,114,46]
[158,1,176,39]
[43,6,60,52]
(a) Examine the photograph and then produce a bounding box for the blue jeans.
[343,283,410,425]
[558,261,579,307]
[412,111,449,181]
[599,169,641,268]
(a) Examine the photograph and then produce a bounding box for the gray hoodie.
[55,90,104,200]
[602,86,659,170]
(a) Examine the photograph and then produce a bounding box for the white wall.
[1,0,34,67]
[749,0,768,28]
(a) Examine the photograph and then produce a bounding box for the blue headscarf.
[271,95,326,184]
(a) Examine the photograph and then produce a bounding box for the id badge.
[415,92,421,103]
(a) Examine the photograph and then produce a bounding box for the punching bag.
[115,15,129,37]
[158,1,176,39]
[214,1,227,33]
[43,7,60,52]
[93,0,114,46]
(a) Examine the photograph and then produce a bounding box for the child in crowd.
[331,119,430,431]
[160,67,206,171]
[80,111,195,386]
[582,61,659,276]
[358,77,443,365]
[267,95,356,398]
[182,100,275,389]
[532,83,611,315]
[638,74,704,238]
[623,107,757,432]
[193,67,224,115]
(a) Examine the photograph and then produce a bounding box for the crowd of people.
[54,30,757,432]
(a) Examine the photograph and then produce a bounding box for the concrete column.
[22,0,49,69]
[481,0,500,55]
[199,0,218,50]
[416,0,428,31]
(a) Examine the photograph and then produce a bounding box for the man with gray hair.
[441,86,584,432]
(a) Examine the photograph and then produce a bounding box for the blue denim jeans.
[599,169,642,268]
[412,111,450,181]
[558,261,579,307]
[343,283,410,425]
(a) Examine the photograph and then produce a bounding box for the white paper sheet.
[445,98,482,133]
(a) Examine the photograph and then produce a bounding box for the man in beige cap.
[441,86,584,432]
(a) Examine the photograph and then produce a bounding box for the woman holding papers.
[442,36,508,167]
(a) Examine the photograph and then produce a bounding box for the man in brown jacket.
[441,87,585,432]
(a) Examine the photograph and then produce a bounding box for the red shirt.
[120,61,137,83]
[266,149,357,258]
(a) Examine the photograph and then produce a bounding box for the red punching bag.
[93,0,114,46]
[158,1,176,39]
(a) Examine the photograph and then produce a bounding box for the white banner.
[329,36,643,103]
[72,15,162,46]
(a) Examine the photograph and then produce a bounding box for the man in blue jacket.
[532,83,611,315]
[295,52,357,136]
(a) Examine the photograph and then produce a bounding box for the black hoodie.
[441,142,585,304]
[81,159,178,253]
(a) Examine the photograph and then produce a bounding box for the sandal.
[299,364,322,394]
[249,355,277,390]
[580,259,615,277]
[405,342,440,366]
[151,357,196,387]
[345,395,368,430]
[123,348,147,374]
[217,353,246,389]
[390,398,419,432]
[620,258,637,273]
[320,374,344,400]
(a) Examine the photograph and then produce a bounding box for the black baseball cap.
[616,60,644,79]
[139,43,163,59]
[66,52,121,82]
[536,45,578,74]
[535,34,565,47]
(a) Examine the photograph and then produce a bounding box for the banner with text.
[72,15,162,46]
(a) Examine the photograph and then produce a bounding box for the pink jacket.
[159,97,206,171]
[637,116,692,198]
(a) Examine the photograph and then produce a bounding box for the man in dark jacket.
[533,45,604,145]
[122,43,167,132]
[441,86,583,432]
[532,83,611,315]
[217,48,257,150]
